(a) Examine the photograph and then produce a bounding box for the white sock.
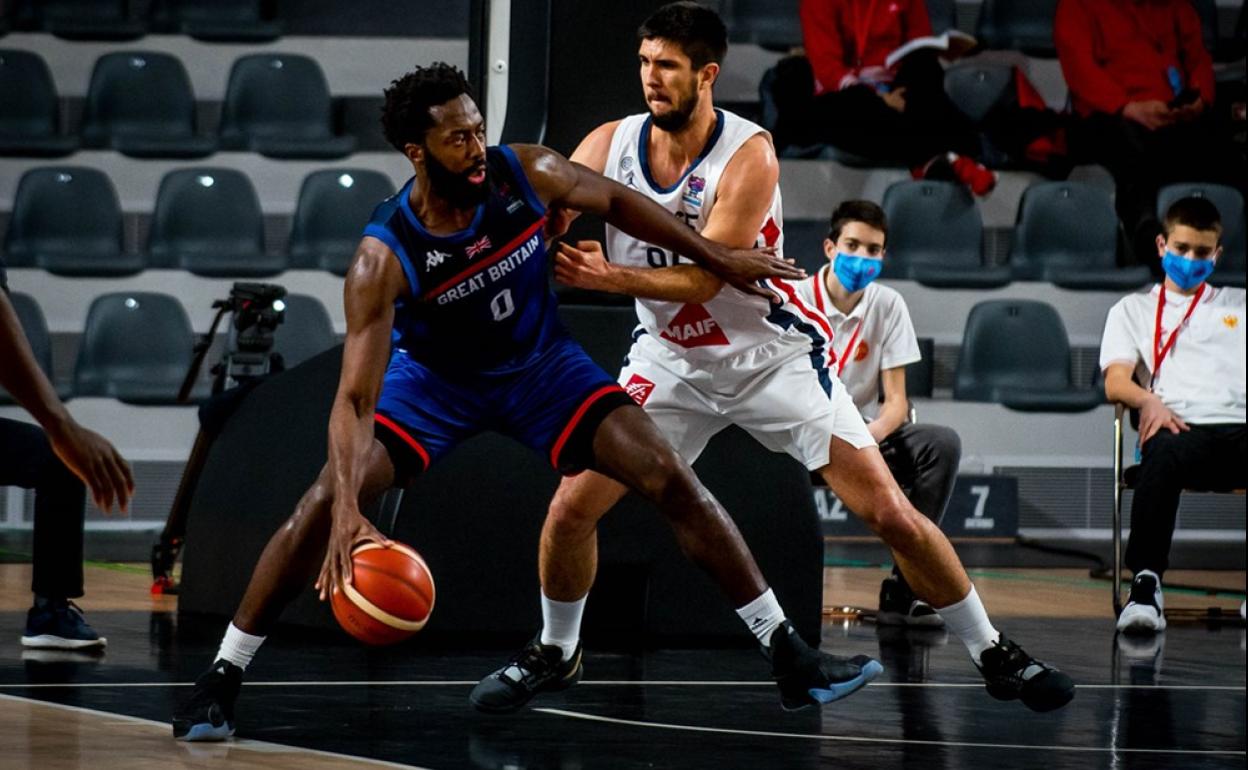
[217,622,266,671]
[539,592,586,661]
[936,586,1000,665]
[736,588,785,647]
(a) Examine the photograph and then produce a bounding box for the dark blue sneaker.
[172,659,243,741]
[21,599,106,650]
[767,621,882,710]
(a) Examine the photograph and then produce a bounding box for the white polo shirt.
[792,265,921,419]
[1099,284,1246,425]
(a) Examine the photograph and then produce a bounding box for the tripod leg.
[152,428,215,592]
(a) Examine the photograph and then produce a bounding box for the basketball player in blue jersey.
[170,62,867,741]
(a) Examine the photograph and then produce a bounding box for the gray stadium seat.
[273,294,337,369]
[1155,183,1246,288]
[926,0,958,35]
[724,0,801,51]
[0,292,70,404]
[148,168,284,277]
[219,53,356,159]
[953,299,1102,411]
[4,167,144,277]
[289,169,395,275]
[907,337,935,399]
[780,220,831,276]
[39,0,145,40]
[944,62,1013,124]
[152,0,281,42]
[882,180,1010,288]
[80,52,216,159]
[0,50,78,157]
[1010,181,1151,291]
[73,292,195,405]
[975,0,1056,57]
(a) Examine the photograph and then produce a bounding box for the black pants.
[1127,423,1246,578]
[879,422,962,525]
[0,417,86,599]
[1068,113,1247,269]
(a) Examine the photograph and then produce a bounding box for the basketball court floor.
[0,559,1243,769]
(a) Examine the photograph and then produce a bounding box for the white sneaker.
[1117,571,1166,634]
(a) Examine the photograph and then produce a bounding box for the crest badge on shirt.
[854,340,870,361]
[1224,314,1239,329]
[682,175,706,207]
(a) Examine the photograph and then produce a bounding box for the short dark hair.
[827,200,888,245]
[380,63,475,152]
[1163,196,1223,238]
[638,2,728,70]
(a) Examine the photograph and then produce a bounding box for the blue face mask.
[1161,251,1215,291]
[833,253,883,293]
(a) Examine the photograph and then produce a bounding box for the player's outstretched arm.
[512,143,802,301]
[0,289,134,513]
[315,237,402,600]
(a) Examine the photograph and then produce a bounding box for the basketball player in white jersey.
[473,2,1074,715]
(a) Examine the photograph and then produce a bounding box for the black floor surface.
[1,610,1244,769]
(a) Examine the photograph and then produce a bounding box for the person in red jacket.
[771,0,996,195]
[1056,0,1245,268]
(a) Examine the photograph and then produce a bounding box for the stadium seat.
[907,337,935,399]
[724,0,801,51]
[39,0,145,41]
[73,292,195,405]
[974,0,1057,57]
[151,0,281,42]
[289,170,395,275]
[953,299,1103,411]
[1010,181,1151,291]
[4,167,144,277]
[0,292,69,404]
[926,0,958,35]
[1189,0,1218,59]
[219,54,356,159]
[273,294,338,369]
[0,50,78,157]
[944,62,1013,124]
[80,52,216,159]
[148,168,284,277]
[881,180,1011,288]
[1155,183,1246,288]
[780,220,830,275]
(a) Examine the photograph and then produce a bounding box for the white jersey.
[603,109,816,363]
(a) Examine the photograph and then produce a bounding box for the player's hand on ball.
[316,504,391,601]
[703,244,803,302]
[554,241,615,292]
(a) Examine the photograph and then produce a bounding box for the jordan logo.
[660,304,730,348]
[624,374,655,406]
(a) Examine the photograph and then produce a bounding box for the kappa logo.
[624,374,655,406]
[425,249,451,269]
[465,236,492,258]
[660,303,730,348]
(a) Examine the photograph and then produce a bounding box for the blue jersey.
[363,145,565,374]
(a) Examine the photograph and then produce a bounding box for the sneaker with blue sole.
[172,659,243,741]
[21,598,107,650]
[767,621,882,710]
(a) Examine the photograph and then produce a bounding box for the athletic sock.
[539,592,586,661]
[736,588,785,647]
[217,622,266,671]
[936,585,1000,665]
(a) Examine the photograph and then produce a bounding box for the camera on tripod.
[178,282,288,401]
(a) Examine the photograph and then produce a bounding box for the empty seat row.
[3,166,396,277]
[784,179,1246,291]
[2,0,280,43]
[0,49,354,159]
[0,290,337,407]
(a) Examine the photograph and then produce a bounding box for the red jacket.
[1055,0,1215,117]
[800,0,933,95]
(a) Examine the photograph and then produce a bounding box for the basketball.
[330,541,436,646]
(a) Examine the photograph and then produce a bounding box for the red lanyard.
[849,0,882,69]
[1152,283,1205,382]
[835,319,865,376]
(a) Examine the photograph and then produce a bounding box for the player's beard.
[649,86,699,132]
[423,148,488,210]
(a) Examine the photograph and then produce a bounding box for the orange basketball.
[330,541,436,645]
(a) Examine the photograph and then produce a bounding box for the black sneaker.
[877,576,945,628]
[172,659,243,741]
[768,621,883,711]
[976,634,1075,713]
[21,599,107,650]
[470,638,583,713]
